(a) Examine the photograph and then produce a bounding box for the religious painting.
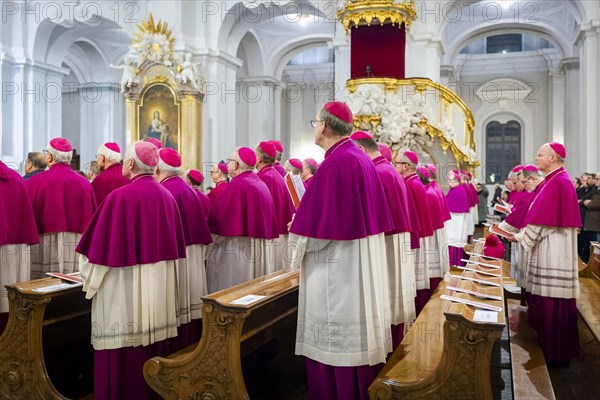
[138,83,180,151]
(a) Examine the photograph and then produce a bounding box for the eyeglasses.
[520,176,534,184]
[310,120,324,128]
[395,162,409,166]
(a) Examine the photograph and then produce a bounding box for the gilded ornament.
[337,1,418,34]
[133,13,176,66]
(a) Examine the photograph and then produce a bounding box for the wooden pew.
[144,269,300,400]
[578,242,600,346]
[0,277,93,399]
[369,255,505,400]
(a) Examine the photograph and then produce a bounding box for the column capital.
[407,31,444,57]
[558,57,579,74]
[237,76,283,87]
[198,48,243,69]
[574,19,600,46]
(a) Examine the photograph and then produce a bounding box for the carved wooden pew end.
[144,269,300,400]
[0,277,93,400]
[370,253,505,400]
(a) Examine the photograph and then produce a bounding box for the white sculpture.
[110,57,139,93]
[177,53,202,90]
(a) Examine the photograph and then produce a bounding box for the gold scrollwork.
[346,77,402,94]
[353,114,382,132]
[337,0,417,34]
[346,77,476,152]
[420,120,479,168]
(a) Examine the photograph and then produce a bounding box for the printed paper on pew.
[230,294,267,306]
[440,294,503,312]
[473,309,499,323]
[33,282,81,293]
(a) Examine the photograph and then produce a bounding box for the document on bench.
[456,265,501,277]
[33,282,82,293]
[455,274,501,287]
[465,252,503,261]
[230,294,267,306]
[461,259,501,270]
[473,309,499,323]
[446,286,502,301]
[441,295,503,312]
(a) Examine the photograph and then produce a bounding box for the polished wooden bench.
[578,242,600,347]
[369,255,505,399]
[144,269,300,400]
[0,277,92,399]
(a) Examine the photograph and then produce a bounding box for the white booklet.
[230,294,267,306]
[441,294,503,312]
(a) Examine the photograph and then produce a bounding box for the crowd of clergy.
[0,101,581,400]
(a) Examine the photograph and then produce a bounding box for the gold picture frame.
[137,81,181,152]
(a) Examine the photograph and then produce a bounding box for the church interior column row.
[579,22,599,173]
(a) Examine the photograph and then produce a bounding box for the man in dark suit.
[22,152,46,181]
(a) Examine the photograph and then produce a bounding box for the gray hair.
[157,158,181,176]
[318,108,353,136]
[125,145,156,175]
[98,144,122,163]
[231,147,255,171]
[254,144,276,165]
[45,144,72,164]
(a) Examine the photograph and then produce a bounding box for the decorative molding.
[558,57,580,72]
[237,76,283,86]
[475,78,533,103]
[0,55,70,76]
[574,19,600,46]
[282,63,334,84]
[199,48,244,69]
[454,49,560,76]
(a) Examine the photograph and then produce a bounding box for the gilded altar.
[121,14,204,170]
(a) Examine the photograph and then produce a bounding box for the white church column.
[562,59,580,175]
[29,62,68,152]
[106,84,126,146]
[201,51,242,166]
[286,83,305,155]
[79,83,121,166]
[578,24,599,173]
[1,57,68,164]
[331,23,350,102]
[273,83,284,142]
[45,70,65,142]
[237,76,280,146]
[405,33,443,82]
[548,70,565,144]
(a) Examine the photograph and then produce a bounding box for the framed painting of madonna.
[138,82,181,151]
